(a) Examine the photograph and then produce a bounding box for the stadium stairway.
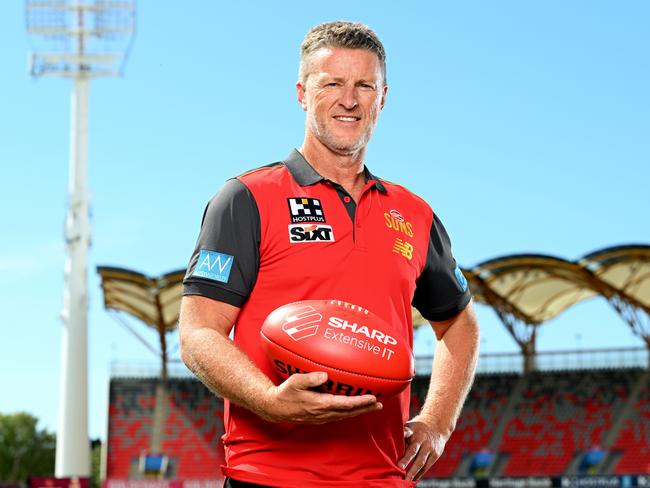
[151,382,169,453]
[482,375,527,477]
[597,369,649,474]
[607,370,650,474]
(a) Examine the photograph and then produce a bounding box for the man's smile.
[333,115,361,122]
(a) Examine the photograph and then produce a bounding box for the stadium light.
[26,0,136,478]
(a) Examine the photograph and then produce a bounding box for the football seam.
[260,331,413,382]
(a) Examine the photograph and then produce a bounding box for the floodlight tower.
[26,1,135,478]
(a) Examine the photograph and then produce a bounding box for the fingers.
[286,372,379,407]
[400,435,435,481]
[398,436,420,472]
[296,401,382,424]
[406,448,433,481]
[315,402,383,423]
[288,371,328,389]
[399,422,445,481]
[325,393,379,409]
[272,372,382,423]
[308,392,382,421]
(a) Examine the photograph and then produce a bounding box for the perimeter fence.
[111,346,649,379]
[415,346,649,375]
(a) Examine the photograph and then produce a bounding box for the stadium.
[97,245,650,487]
[4,2,648,488]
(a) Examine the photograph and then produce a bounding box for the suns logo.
[384,210,414,237]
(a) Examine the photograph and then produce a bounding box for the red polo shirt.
[183,150,471,487]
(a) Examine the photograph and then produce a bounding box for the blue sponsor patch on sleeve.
[454,265,468,292]
[192,250,234,283]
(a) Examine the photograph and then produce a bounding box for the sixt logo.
[288,224,335,243]
[282,304,322,341]
[384,210,414,237]
[192,250,234,283]
[327,316,397,346]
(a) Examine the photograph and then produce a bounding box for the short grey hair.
[299,21,387,85]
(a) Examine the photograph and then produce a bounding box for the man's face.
[297,47,388,156]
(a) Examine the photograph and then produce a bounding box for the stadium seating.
[498,369,639,476]
[107,379,154,477]
[107,367,650,480]
[107,377,225,479]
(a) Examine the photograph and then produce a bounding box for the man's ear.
[379,83,388,111]
[296,81,308,111]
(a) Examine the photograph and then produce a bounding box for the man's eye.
[325,82,339,87]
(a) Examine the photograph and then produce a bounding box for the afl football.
[260,300,415,399]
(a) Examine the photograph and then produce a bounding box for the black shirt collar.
[283,149,387,193]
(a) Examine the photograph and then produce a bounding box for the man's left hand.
[398,419,448,481]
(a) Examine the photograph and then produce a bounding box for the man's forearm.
[179,296,382,424]
[181,326,276,419]
[419,307,479,437]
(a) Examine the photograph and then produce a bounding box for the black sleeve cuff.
[183,279,248,308]
[417,291,472,322]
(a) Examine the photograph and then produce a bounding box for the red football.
[260,299,415,400]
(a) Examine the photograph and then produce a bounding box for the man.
[179,21,479,487]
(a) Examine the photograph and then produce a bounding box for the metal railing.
[112,347,649,379]
[110,359,195,379]
[415,346,649,375]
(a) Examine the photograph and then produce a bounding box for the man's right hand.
[260,371,382,424]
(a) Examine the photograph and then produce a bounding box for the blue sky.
[0,1,648,441]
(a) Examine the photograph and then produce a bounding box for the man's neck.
[300,136,367,202]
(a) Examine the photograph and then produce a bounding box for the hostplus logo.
[287,197,326,223]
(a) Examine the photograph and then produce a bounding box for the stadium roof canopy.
[579,245,650,312]
[97,266,185,332]
[469,254,603,324]
[578,245,650,346]
[97,266,186,380]
[465,245,650,370]
[97,244,650,371]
